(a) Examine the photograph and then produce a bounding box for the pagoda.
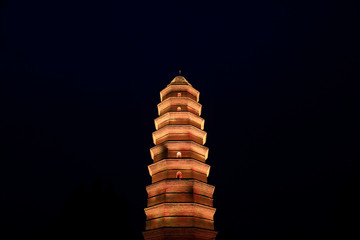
[143,74,217,240]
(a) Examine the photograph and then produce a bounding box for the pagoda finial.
[178,69,182,76]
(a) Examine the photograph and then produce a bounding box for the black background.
[1,1,359,239]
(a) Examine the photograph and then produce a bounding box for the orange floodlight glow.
[143,75,217,240]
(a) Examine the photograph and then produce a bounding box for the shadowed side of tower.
[143,75,217,240]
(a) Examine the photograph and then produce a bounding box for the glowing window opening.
[176,171,182,179]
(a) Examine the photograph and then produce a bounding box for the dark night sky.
[1,1,359,239]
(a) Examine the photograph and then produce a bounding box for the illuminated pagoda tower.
[143,74,217,240]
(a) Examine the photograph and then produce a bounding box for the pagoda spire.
[143,75,217,240]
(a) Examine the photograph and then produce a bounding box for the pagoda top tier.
[160,75,200,102]
[168,75,192,86]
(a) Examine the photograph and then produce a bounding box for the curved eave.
[148,159,211,177]
[157,97,202,116]
[160,85,200,102]
[150,141,209,160]
[145,203,216,220]
[152,125,207,145]
[154,112,205,130]
[146,179,215,198]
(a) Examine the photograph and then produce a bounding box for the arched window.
[177,92,182,97]
[176,152,182,158]
[176,171,182,179]
[177,107,181,111]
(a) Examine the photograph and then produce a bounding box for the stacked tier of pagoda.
[143,75,217,240]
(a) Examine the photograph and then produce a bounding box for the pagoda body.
[143,75,217,240]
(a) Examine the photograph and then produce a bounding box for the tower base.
[143,228,217,240]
